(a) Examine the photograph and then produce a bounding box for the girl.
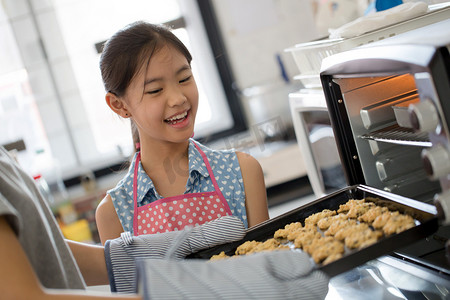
[95,21,269,244]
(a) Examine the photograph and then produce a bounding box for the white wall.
[211,0,320,90]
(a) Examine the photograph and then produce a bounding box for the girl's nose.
[167,86,187,107]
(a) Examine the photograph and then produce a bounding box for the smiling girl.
[95,21,269,244]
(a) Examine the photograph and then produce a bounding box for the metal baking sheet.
[187,185,439,278]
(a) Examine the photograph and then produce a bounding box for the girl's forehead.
[132,46,169,78]
[147,45,185,66]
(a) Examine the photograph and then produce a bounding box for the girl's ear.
[106,92,131,118]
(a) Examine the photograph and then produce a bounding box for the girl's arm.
[0,217,138,300]
[66,240,108,286]
[236,152,270,227]
[96,195,125,245]
[0,217,45,299]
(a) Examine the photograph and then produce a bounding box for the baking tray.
[187,185,439,278]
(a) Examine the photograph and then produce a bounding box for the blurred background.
[1,0,444,243]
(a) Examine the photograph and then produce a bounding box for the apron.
[133,143,232,235]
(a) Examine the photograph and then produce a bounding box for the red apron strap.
[193,143,221,191]
[132,152,141,235]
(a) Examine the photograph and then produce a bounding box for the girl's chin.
[165,126,195,141]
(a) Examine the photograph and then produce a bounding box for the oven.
[320,17,450,282]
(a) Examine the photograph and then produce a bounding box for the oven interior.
[334,74,441,202]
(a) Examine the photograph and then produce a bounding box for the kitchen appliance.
[287,3,450,199]
[319,16,450,281]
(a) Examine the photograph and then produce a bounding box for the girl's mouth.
[164,110,189,125]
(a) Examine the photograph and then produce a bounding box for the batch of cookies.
[210,198,416,265]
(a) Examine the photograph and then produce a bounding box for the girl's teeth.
[166,111,187,122]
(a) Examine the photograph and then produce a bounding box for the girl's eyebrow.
[144,64,191,86]
[177,65,191,74]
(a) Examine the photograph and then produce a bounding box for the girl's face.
[124,45,198,145]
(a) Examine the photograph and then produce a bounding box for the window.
[0,0,243,185]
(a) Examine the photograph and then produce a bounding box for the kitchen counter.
[205,133,308,188]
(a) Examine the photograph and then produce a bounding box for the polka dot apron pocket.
[135,192,231,235]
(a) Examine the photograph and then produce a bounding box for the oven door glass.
[290,90,346,197]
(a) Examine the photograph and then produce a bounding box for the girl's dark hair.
[99,21,192,151]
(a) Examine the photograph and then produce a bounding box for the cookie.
[337,199,366,213]
[311,239,345,264]
[235,239,289,256]
[235,240,261,255]
[382,213,415,236]
[372,211,399,229]
[274,222,303,241]
[345,228,383,249]
[325,218,357,236]
[293,229,322,249]
[255,238,285,251]
[358,206,389,224]
[317,214,347,231]
[303,236,336,255]
[304,209,336,226]
[286,223,317,241]
[334,223,369,241]
[210,251,229,261]
[346,201,376,219]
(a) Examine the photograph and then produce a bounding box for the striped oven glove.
[136,251,329,300]
[105,215,329,299]
[105,215,246,293]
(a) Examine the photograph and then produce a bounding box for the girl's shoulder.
[108,175,130,195]
[194,140,263,177]
[192,139,237,161]
[107,153,138,196]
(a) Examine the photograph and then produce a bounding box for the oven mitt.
[104,215,246,293]
[136,250,329,300]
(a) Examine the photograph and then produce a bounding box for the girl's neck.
[138,139,190,197]
[139,139,190,170]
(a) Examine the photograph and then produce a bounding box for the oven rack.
[360,125,432,147]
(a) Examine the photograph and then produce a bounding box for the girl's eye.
[179,76,192,83]
[146,89,162,94]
